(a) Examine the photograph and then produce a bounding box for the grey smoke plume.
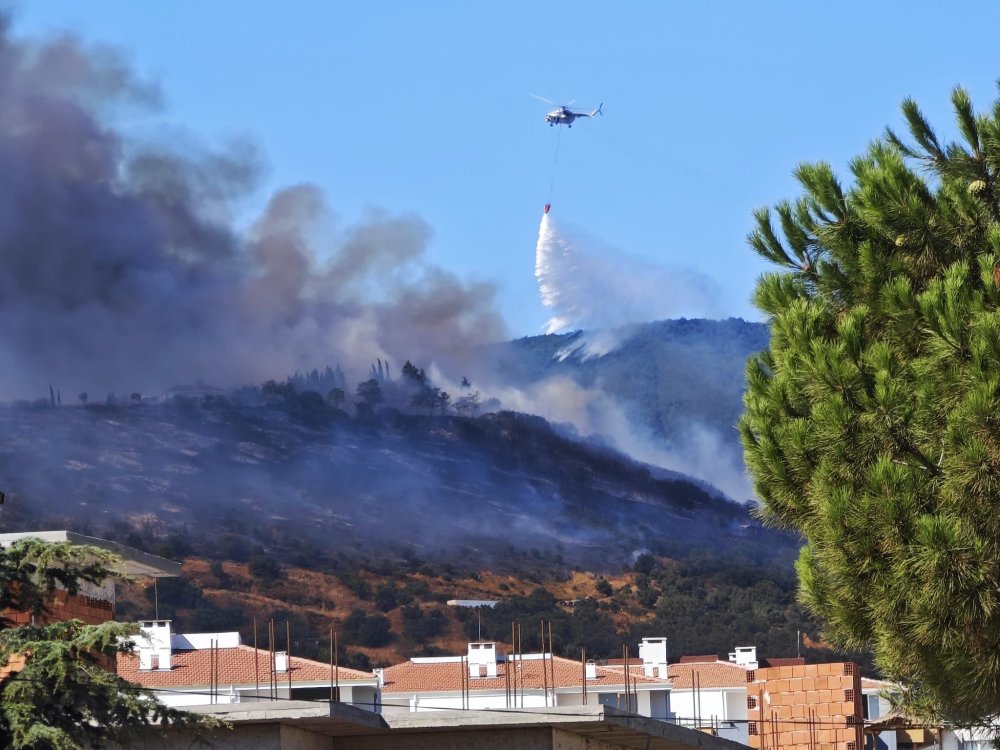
[535,212,721,356]
[0,20,505,399]
[484,375,752,502]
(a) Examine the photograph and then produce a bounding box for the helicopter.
[531,94,603,127]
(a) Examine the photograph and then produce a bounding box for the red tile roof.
[382,655,670,694]
[118,645,374,688]
[667,660,749,689]
[600,663,673,683]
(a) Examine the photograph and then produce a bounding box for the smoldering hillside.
[0,20,504,400]
[492,318,770,502]
[0,399,789,570]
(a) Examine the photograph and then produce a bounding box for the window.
[748,696,758,710]
[865,694,880,720]
[598,693,622,709]
[748,722,759,736]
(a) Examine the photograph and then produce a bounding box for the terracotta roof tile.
[667,660,749,689]
[382,655,669,694]
[118,645,374,688]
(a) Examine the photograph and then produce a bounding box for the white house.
[118,620,380,709]
[380,639,672,719]
[659,648,755,744]
[862,676,972,750]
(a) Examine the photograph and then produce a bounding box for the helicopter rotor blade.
[529,93,555,105]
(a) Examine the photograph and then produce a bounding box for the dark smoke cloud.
[0,19,506,399]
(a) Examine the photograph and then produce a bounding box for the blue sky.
[13,1,1000,337]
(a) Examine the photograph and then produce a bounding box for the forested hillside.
[114,542,846,672]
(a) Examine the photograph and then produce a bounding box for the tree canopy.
[741,86,1000,725]
[0,538,209,749]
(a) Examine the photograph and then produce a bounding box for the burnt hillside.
[0,398,788,570]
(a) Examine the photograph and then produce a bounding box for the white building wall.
[725,690,747,721]
[350,685,378,711]
[153,689,239,708]
[153,683,375,710]
[668,688,746,743]
[387,690,607,713]
[636,691,651,717]
[556,692,587,707]
[669,688,731,727]
[410,693,550,711]
[551,689,669,714]
[952,727,999,750]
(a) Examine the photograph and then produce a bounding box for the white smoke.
[535,212,722,356]
[476,374,751,501]
[524,211,753,501]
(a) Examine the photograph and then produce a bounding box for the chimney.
[137,620,173,671]
[639,637,668,678]
[467,642,498,678]
[728,646,758,670]
[275,651,288,673]
[585,660,598,680]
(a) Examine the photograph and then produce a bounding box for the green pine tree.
[0,538,213,749]
[741,86,1000,726]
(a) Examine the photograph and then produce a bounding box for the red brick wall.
[1,590,115,627]
[47,589,115,625]
[747,662,863,750]
[1,591,117,674]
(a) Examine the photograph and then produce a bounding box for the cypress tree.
[741,86,1000,724]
